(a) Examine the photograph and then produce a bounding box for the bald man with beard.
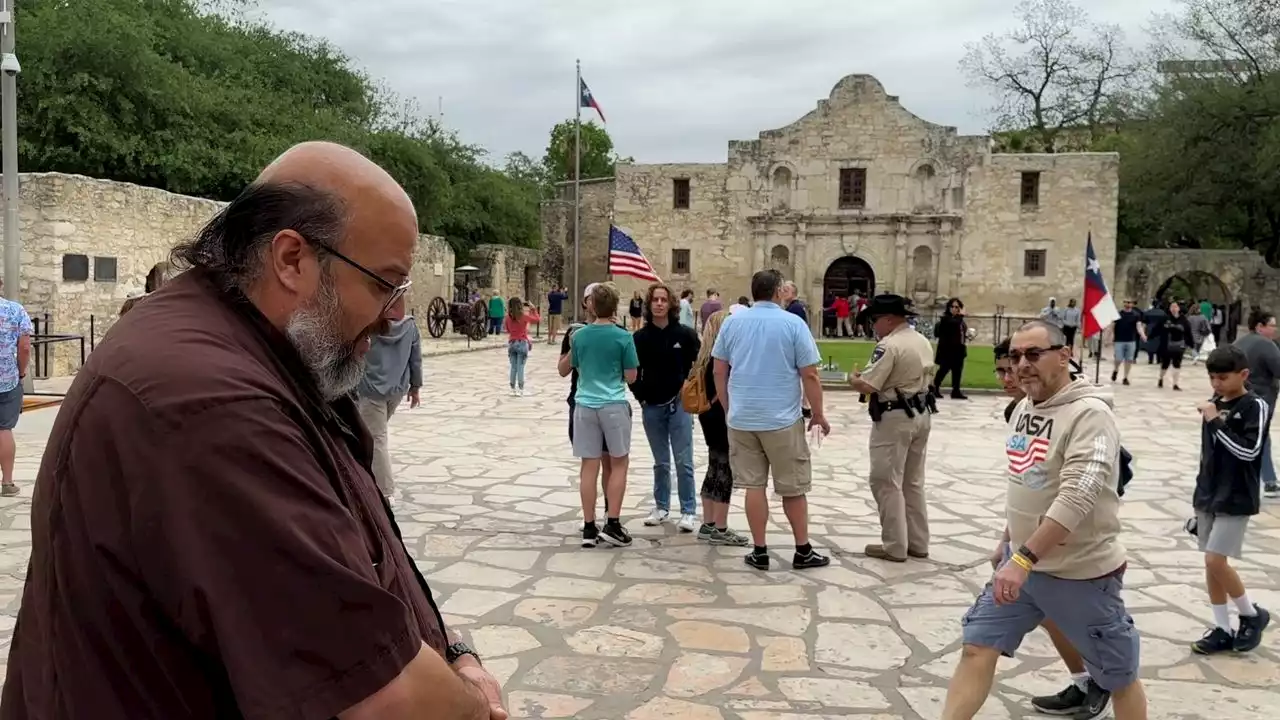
[1,143,506,720]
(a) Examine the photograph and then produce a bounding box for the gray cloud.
[256,0,1180,164]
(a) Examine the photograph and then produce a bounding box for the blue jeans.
[508,340,529,388]
[641,400,696,514]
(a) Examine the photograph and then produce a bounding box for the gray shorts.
[961,550,1139,692]
[1196,512,1249,559]
[572,403,632,459]
[0,384,21,430]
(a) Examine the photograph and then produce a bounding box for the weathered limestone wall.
[470,244,549,307]
[540,178,615,305]
[959,153,1119,313]
[405,234,455,317]
[2,173,456,376]
[2,173,224,374]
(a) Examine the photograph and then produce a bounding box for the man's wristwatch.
[446,641,481,665]
[1016,545,1039,565]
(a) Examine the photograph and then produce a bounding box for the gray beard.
[285,273,366,402]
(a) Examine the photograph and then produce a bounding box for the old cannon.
[424,296,488,341]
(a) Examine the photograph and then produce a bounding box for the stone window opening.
[62,254,89,282]
[911,245,934,292]
[672,249,691,275]
[673,178,691,209]
[1020,171,1041,207]
[838,168,866,209]
[769,244,793,279]
[1023,248,1047,277]
[94,256,118,282]
[912,164,936,212]
[772,166,792,210]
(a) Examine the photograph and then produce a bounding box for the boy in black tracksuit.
[1191,345,1271,654]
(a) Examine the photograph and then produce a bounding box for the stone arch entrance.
[823,256,875,300]
[1154,270,1232,305]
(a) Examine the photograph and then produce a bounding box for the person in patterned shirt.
[0,282,31,496]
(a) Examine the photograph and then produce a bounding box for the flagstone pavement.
[1,348,1279,718]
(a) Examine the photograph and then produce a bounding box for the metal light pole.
[1,1,19,302]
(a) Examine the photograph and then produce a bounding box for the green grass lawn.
[816,340,1002,390]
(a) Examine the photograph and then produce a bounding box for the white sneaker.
[518,387,525,396]
[643,508,670,526]
[677,514,699,533]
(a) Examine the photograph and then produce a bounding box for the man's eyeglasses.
[313,242,412,313]
[1007,345,1064,364]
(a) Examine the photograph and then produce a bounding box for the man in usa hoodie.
[941,320,1148,720]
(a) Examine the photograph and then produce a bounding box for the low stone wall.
[470,244,553,308]
[1,173,458,376]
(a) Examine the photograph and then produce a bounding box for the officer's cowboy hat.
[863,293,917,320]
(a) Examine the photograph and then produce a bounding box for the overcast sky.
[256,0,1181,165]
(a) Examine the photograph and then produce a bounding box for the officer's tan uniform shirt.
[861,323,935,395]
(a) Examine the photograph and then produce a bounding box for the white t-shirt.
[729,304,748,315]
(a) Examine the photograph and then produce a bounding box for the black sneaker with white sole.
[1234,605,1270,652]
[1030,683,1086,716]
[1075,679,1112,719]
[1265,483,1280,498]
[597,522,633,548]
[581,523,599,548]
[744,551,770,570]
[1191,626,1235,655]
[792,549,831,569]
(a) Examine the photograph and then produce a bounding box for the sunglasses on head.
[1007,345,1064,364]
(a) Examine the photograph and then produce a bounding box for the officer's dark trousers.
[868,412,932,558]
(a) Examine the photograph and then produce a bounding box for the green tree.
[15,0,543,255]
[1115,0,1280,258]
[961,0,1139,150]
[542,120,619,182]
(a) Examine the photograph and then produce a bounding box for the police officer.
[848,294,936,563]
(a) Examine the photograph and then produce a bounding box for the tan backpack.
[681,364,711,414]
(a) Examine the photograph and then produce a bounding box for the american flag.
[1007,435,1050,475]
[608,226,661,282]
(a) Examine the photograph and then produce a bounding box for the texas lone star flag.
[608,226,660,282]
[1083,232,1121,338]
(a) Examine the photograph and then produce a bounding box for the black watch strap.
[1017,545,1039,565]
[446,641,480,665]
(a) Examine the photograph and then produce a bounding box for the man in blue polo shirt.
[712,269,831,572]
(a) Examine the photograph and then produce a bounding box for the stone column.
[937,219,955,299]
[893,219,908,296]
[753,228,767,271]
[793,221,808,293]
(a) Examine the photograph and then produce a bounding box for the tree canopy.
[14,0,551,259]
[969,0,1280,260]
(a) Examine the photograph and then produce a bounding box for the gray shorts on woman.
[572,403,632,459]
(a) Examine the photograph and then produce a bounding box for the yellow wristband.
[1011,553,1033,571]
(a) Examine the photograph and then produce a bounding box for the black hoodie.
[1196,390,1267,516]
[629,319,701,406]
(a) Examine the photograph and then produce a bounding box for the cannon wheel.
[470,299,489,340]
[425,297,448,338]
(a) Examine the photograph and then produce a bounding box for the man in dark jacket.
[1233,309,1280,497]
[1190,346,1271,655]
[630,283,702,532]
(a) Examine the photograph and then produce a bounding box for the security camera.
[1,54,20,76]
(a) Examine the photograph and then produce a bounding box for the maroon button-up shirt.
[2,269,449,719]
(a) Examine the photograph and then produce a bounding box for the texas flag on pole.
[1083,232,1121,338]
[580,78,606,123]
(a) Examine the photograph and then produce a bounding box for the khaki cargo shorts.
[727,419,812,497]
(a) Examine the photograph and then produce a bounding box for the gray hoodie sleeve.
[409,321,423,389]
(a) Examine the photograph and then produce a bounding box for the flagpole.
[572,59,582,323]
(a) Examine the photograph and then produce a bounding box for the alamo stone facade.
[545,74,1121,328]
